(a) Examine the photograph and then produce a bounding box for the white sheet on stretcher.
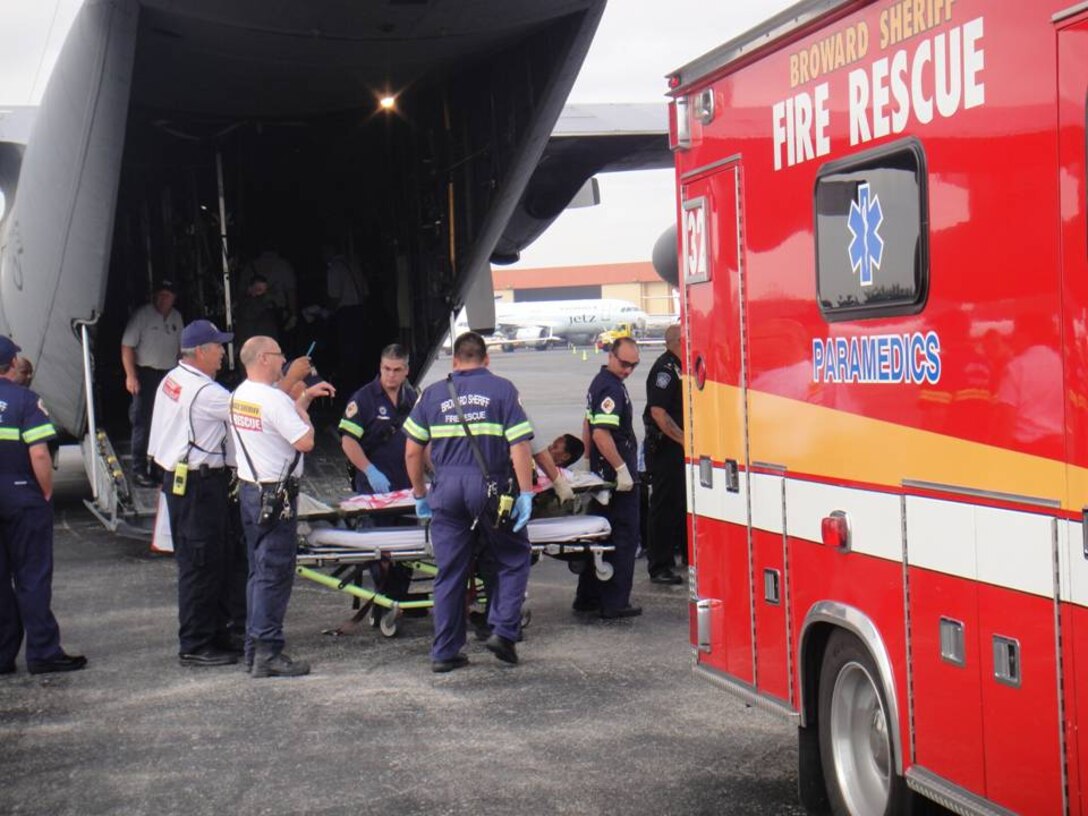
[304,516,612,552]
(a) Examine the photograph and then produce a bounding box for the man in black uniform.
[576,336,642,618]
[644,324,686,584]
[0,335,87,675]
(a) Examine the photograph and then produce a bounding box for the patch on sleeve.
[345,400,359,418]
[601,396,615,414]
[37,399,49,416]
[655,372,671,389]
[163,377,182,402]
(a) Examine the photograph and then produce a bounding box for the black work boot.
[251,648,310,678]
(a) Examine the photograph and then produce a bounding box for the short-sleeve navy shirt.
[338,377,418,492]
[404,368,533,472]
[586,366,638,479]
[643,349,683,430]
[0,379,58,492]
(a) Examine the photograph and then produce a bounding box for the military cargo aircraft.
[0,0,669,532]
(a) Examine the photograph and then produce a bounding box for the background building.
[492,261,675,314]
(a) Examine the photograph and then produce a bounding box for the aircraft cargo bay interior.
[85,0,601,434]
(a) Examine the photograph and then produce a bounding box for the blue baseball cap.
[181,320,233,349]
[0,335,20,366]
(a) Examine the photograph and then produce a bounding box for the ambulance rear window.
[814,141,928,321]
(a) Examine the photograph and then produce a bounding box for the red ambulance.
[667,0,1088,813]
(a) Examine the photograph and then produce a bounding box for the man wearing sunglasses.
[576,336,642,619]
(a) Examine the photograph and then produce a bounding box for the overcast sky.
[519,0,797,269]
[0,0,797,269]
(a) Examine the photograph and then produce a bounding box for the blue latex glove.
[511,491,534,532]
[414,495,432,519]
[364,463,391,494]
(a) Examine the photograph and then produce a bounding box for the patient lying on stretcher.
[533,433,583,495]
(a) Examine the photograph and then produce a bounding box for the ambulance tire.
[817,630,906,816]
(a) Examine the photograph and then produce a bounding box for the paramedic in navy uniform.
[339,343,418,601]
[231,336,334,678]
[147,320,243,667]
[339,343,417,496]
[643,324,686,584]
[576,336,642,618]
[403,331,535,672]
[0,335,87,675]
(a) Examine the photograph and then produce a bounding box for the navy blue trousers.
[575,488,640,613]
[0,490,62,668]
[239,484,298,658]
[163,468,234,654]
[647,441,686,575]
[130,366,166,473]
[429,467,530,661]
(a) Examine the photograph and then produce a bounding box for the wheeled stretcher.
[296,515,614,636]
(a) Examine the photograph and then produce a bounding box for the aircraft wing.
[490,103,670,265]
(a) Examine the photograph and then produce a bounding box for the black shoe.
[600,605,643,620]
[252,651,310,678]
[179,648,238,667]
[132,471,157,488]
[485,633,518,665]
[572,599,600,613]
[222,631,247,653]
[650,570,683,585]
[27,653,87,674]
[431,654,470,673]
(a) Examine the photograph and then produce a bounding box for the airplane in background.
[0,0,671,535]
[443,297,648,352]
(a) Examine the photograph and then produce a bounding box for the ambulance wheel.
[817,630,906,816]
[567,559,586,575]
[379,608,402,638]
[595,562,614,582]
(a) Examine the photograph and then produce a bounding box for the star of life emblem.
[847,182,884,287]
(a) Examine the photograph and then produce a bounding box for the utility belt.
[240,475,301,528]
[445,376,518,532]
[166,464,227,479]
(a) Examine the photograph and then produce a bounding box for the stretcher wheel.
[379,608,402,638]
[520,609,532,629]
[567,559,586,575]
[595,562,614,582]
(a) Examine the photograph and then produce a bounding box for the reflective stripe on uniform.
[504,421,532,442]
[403,416,430,442]
[590,413,621,427]
[22,423,57,443]
[0,427,19,441]
[430,422,504,439]
[338,418,364,439]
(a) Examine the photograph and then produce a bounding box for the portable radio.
[172,460,189,496]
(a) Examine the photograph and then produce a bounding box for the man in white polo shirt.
[231,335,334,678]
[148,319,240,667]
[122,280,183,486]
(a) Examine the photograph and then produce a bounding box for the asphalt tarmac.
[0,347,805,816]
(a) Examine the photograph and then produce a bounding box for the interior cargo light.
[820,511,851,550]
